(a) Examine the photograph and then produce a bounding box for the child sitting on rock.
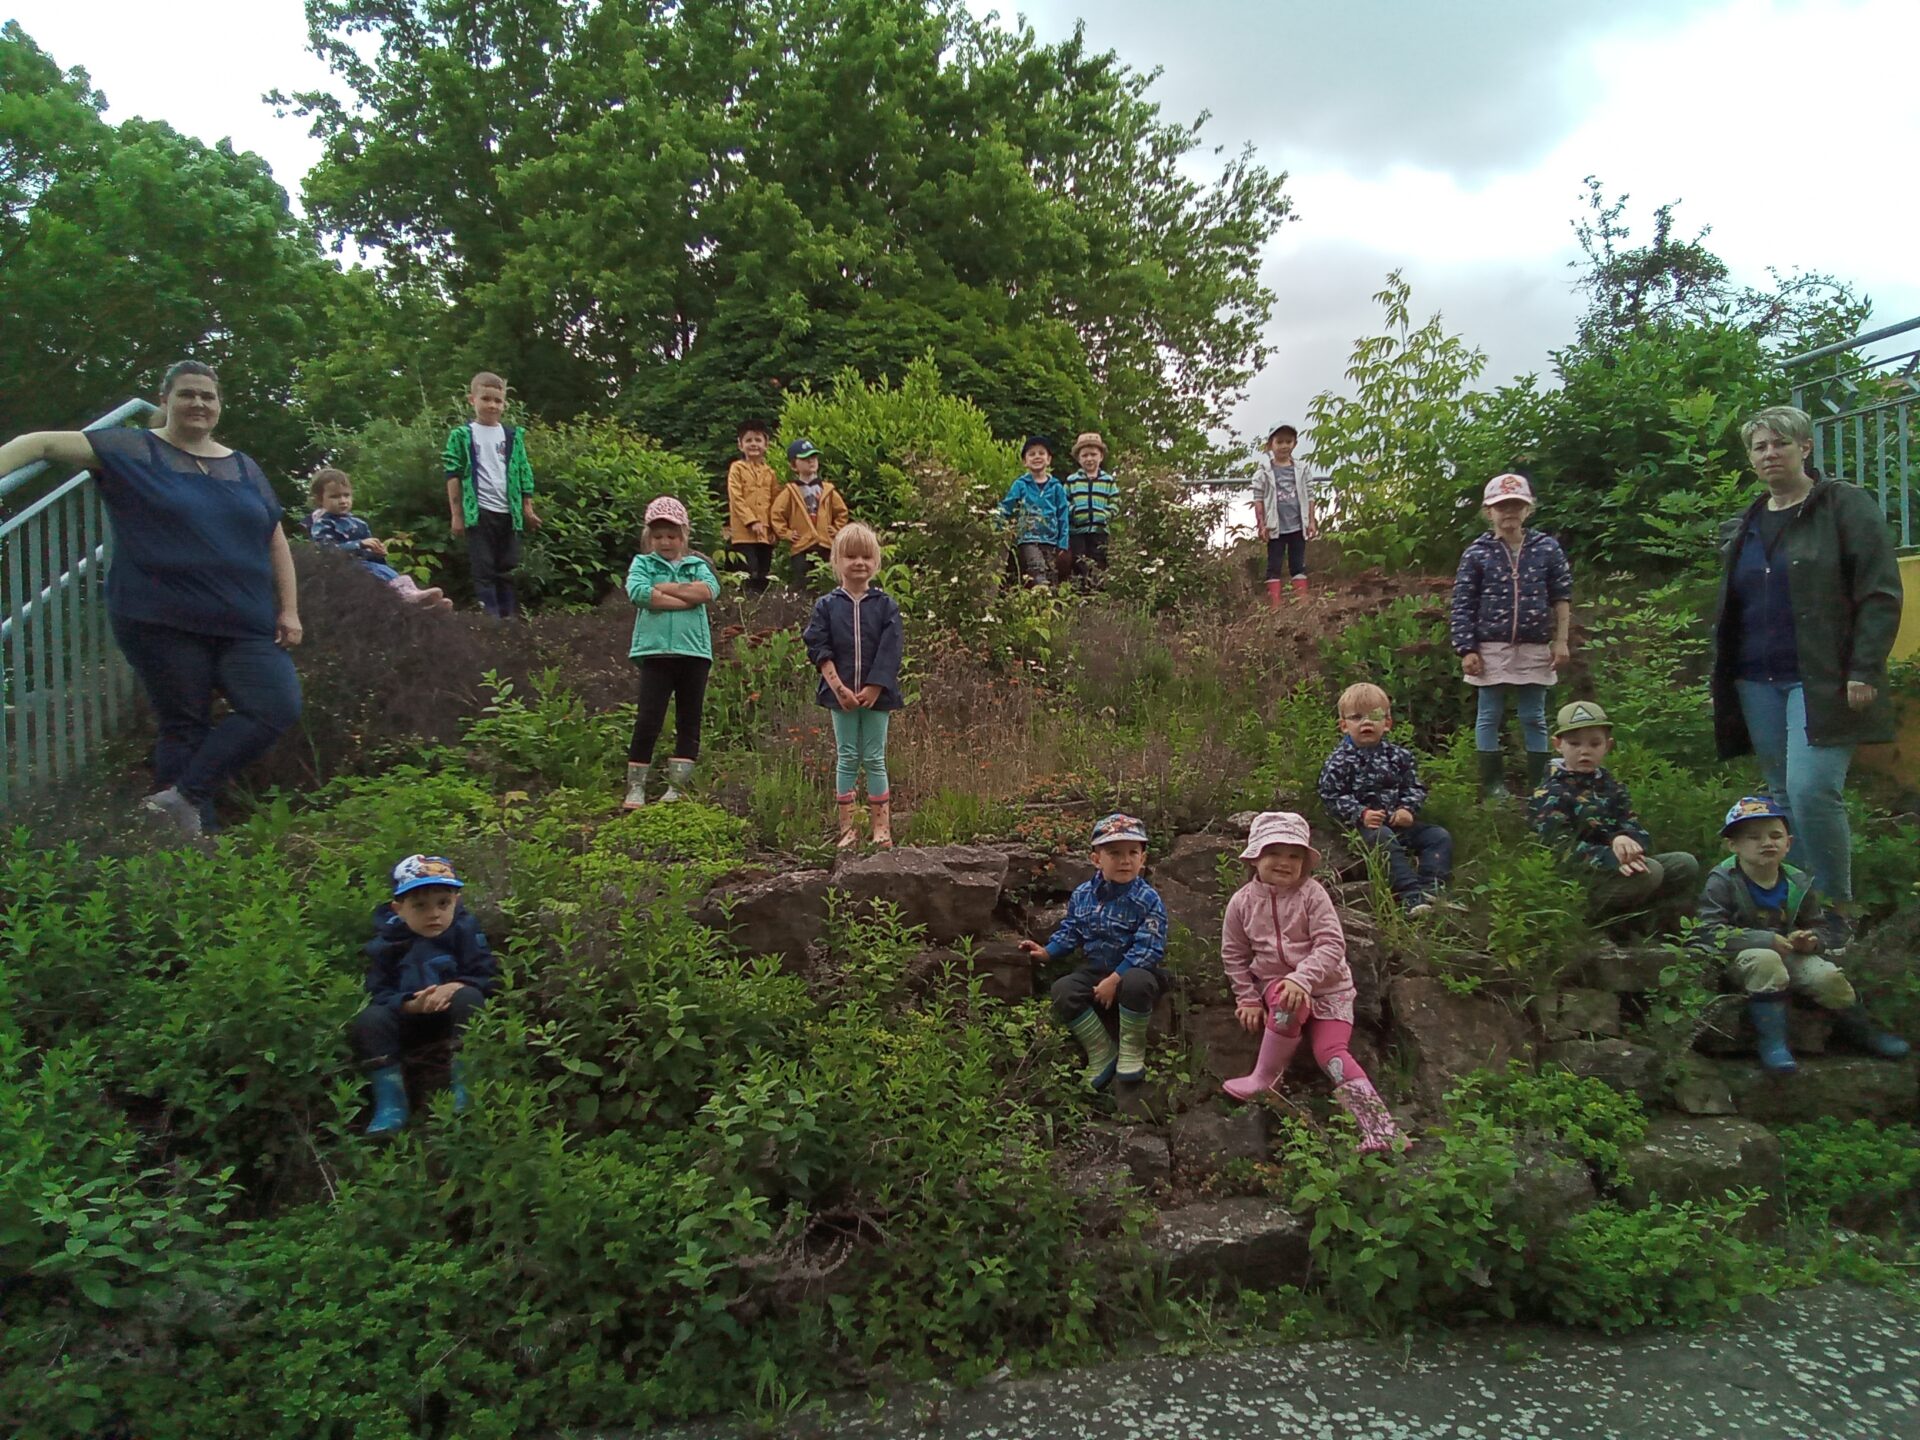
[1698,795,1909,1074]
[1020,813,1169,1091]
[1317,681,1454,916]
[1528,700,1699,931]
[349,855,501,1137]
[1221,811,1402,1154]
[306,468,452,610]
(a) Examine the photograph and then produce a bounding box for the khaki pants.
[1587,851,1700,922]
[1730,947,1855,1009]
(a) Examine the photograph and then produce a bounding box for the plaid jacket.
[1043,876,1168,975]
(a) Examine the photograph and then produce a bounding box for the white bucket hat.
[1237,811,1322,869]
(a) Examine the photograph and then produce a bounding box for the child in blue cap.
[349,854,501,1136]
[1697,795,1908,1073]
[1021,813,1169,1089]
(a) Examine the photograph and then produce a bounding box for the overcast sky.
[12,0,1918,454]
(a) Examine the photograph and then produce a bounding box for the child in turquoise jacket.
[999,435,1071,586]
[624,496,720,809]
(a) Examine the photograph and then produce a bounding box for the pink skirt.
[1467,640,1557,687]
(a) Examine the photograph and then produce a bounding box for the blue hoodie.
[998,473,1071,549]
[361,903,501,1014]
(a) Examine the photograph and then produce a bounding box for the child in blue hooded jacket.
[803,523,904,849]
[349,854,500,1137]
[999,435,1071,586]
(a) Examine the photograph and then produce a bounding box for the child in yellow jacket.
[768,438,850,591]
[726,417,780,594]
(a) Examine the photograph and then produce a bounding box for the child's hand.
[750,522,768,542]
[1018,938,1047,960]
[362,537,388,559]
[857,684,883,708]
[1550,639,1571,668]
[1390,808,1416,828]
[1611,835,1647,875]
[1305,523,1319,540]
[1236,1003,1266,1033]
[834,684,860,711]
[1092,972,1121,1008]
[523,504,542,533]
[1461,652,1484,677]
[450,514,467,537]
[1272,979,1309,1017]
[1361,807,1387,830]
[1790,929,1821,954]
[1772,933,1798,957]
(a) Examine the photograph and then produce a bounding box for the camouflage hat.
[1553,700,1613,737]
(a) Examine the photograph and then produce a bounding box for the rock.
[1184,1006,1264,1087]
[1695,995,1831,1058]
[1543,1038,1666,1108]
[1537,988,1622,1041]
[1388,977,1534,1111]
[1120,1129,1171,1187]
[1617,1116,1784,1235]
[1059,1160,1137,1236]
[1669,1056,1738,1116]
[830,845,1007,943]
[1226,811,1260,833]
[1043,854,1096,896]
[1504,1144,1599,1238]
[964,937,1036,1000]
[1152,875,1224,945]
[694,869,832,965]
[1570,944,1678,993]
[1022,900,1069,947]
[1169,1105,1271,1177]
[1148,1198,1310,1293]
[1155,833,1241,895]
[1713,1055,1920,1125]
[984,843,1050,896]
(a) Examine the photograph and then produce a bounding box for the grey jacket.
[1695,856,1845,960]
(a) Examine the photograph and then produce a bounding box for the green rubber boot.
[1476,750,1508,801]
[1524,750,1550,791]
[1115,1006,1151,1082]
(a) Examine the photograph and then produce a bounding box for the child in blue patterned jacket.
[307,469,452,610]
[1317,682,1454,915]
[1451,472,1573,800]
[1021,813,1169,1090]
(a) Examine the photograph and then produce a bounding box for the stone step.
[1147,1197,1310,1293]
[1709,1055,1919,1125]
[1617,1115,1783,1235]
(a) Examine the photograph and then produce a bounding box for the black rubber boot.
[1476,751,1508,801]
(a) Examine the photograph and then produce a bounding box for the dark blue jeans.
[1356,821,1454,902]
[111,616,302,816]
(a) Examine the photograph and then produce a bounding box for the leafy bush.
[1539,1196,1762,1331]
[1779,1118,1920,1228]
[1100,470,1228,615]
[1448,1062,1648,1180]
[465,669,629,792]
[1315,594,1462,752]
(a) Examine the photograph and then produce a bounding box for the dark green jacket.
[1710,477,1903,755]
[442,423,537,529]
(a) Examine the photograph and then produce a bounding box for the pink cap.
[644,496,690,528]
[1481,472,1536,505]
[1237,811,1322,869]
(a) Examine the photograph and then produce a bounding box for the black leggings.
[630,655,712,763]
[1265,532,1307,580]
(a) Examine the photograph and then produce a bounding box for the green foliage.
[1538,1196,1762,1331]
[903,787,1016,846]
[284,1,1290,464]
[1579,580,1718,770]
[705,628,816,754]
[1099,472,1228,615]
[1468,841,1591,995]
[1314,595,1462,751]
[1779,1119,1920,1227]
[1306,271,1488,572]
[465,669,628,792]
[1447,1062,1648,1180]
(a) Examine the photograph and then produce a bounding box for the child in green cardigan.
[443,371,540,618]
[623,496,720,808]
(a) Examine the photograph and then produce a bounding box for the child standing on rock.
[1451,472,1573,799]
[1697,795,1908,1074]
[803,523,903,849]
[1221,812,1402,1154]
[1021,813,1169,1091]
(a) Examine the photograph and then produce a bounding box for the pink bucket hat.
[1238,811,1322,869]
[1481,472,1536,506]
[644,495,690,528]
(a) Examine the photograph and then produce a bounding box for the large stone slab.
[1388,976,1534,1110]
[1537,988,1622,1041]
[1504,1145,1600,1240]
[1570,944,1679,994]
[694,869,832,964]
[1169,1105,1271,1178]
[1618,1115,1783,1235]
[1184,1005,1263,1087]
[912,938,1035,1000]
[1696,993,1833,1057]
[830,844,1007,943]
[1155,832,1241,895]
[1542,1038,1665,1108]
[1148,1198,1310,1293]
[1714,1055,1920,1125]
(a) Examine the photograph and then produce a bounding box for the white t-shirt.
[470,423,510,513]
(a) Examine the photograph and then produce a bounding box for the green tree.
[0,23,336,480]
[276,0,1289,465]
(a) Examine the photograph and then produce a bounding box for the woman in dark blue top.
[0,361,303,837]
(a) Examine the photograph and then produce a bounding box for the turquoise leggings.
[830,708,891,801]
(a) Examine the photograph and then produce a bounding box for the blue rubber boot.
[1748,994,1796,1074]
[1831,1005,1911,1060]
[365,1064,411,1136]
[449,1059,472,1113]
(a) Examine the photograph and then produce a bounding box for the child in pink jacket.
[1221,811,1402,1153]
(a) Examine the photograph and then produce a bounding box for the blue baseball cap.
[1720,795,1791,837]
[786,438,819,461]
[1091,813,1149,848]
[392,854,464,896]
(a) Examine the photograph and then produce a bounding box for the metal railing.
[0,400,155,807]
[1785,315,1919,550]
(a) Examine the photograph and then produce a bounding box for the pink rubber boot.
[1223,1005,1305,1101]
[1333,1076,1402,1154]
